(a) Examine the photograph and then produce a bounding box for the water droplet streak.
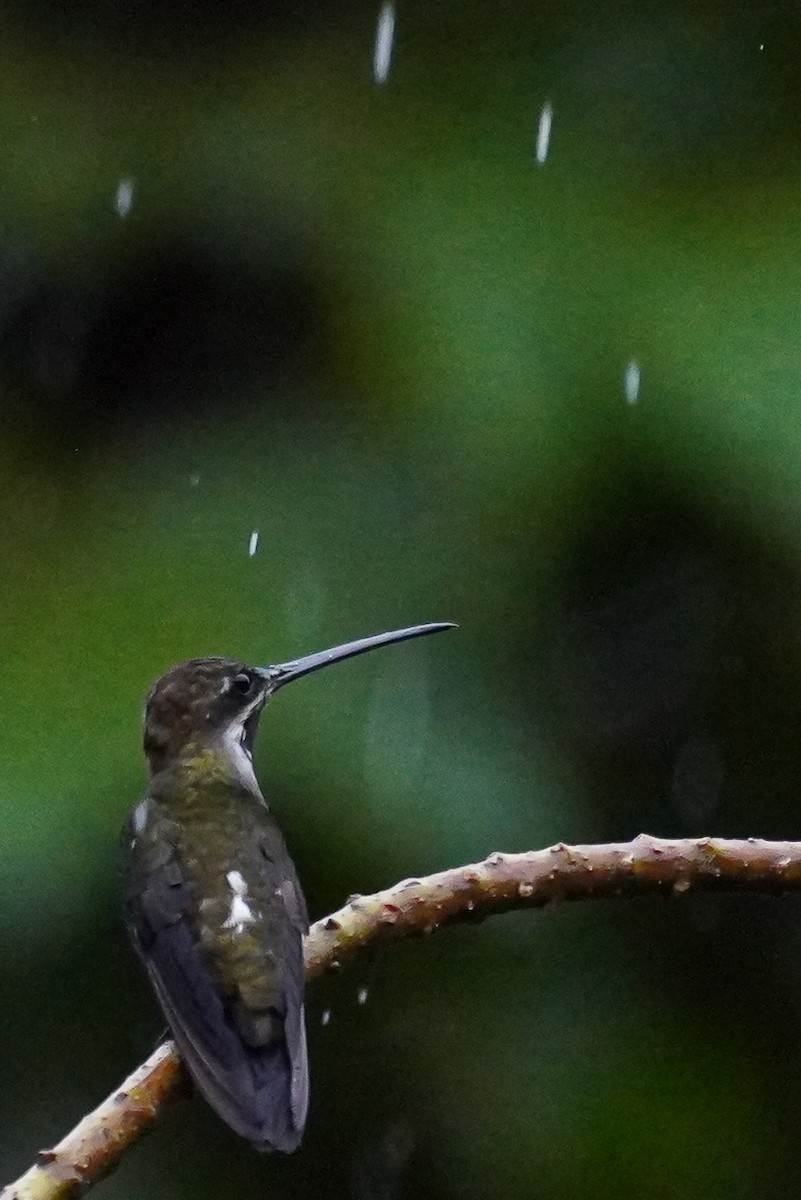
[624,360,640,404]
[373,2,395,84]
[535,103,553,165]
[114,178,135,218]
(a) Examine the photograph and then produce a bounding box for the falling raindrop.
[321,1008,331,1026]
[189,473,200,488]
[248,530,259,557]
[535,103,553,165]
[357,985,369,1006]
[373,2,395,85]
[623,360,640,404]
[114,178,135,218]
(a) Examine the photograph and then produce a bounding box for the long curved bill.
[262,622,456,692]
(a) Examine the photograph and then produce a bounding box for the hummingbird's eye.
[231,672,254,696]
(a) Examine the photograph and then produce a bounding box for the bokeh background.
[4,0,801,1195]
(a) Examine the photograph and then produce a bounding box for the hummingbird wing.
[124,800,308,1152]
[269,872,309,1136]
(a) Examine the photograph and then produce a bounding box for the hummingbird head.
[143,657,269,775]
[143,622,456,777]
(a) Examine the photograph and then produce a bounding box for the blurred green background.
[4,0,801,1195]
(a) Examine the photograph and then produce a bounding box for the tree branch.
[5,834,801,1200]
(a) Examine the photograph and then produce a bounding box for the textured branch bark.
[5,834,801,1200]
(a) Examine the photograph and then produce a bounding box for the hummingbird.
[124,622,454,1152]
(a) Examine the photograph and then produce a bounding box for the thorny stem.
[5,834,801,1200]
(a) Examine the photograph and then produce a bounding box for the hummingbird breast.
[125,758,309,1150]
[156,775,304,1044]
[190,829,294,1044]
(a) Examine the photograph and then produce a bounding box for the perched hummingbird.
[124,622,454,1152]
